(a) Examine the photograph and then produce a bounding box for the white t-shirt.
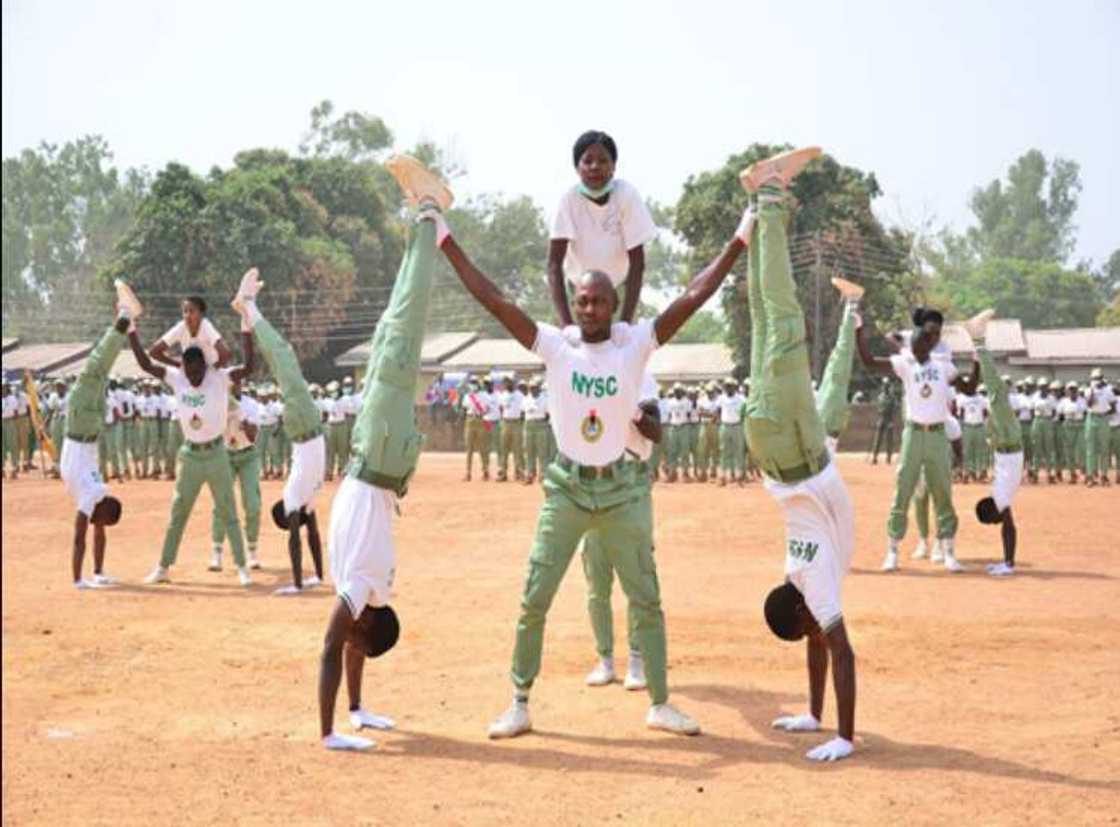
[719,392,745,424]
[1033,394,1057,419]
[697,396,719,422]
[257,401,278,427]
[550,179,657,288]
[497,389,525,420]
[658,397,670,424]
[666,396,690,425]
[225,395,259,451]
[1057,397,1087,422]
[625,372,660,462]
[957,393,988,426]
[534,319,658,465]
[945,414,962,442]
[1011,392,1033,422]
[1109,394,1120,427]
[2,396,18,419]
[161,318,223,366]
[136,395,160,418]
[523,393,548,421]
[165,366,233,444]
[103,392,120,426]
[890,349,958,425]
[16,392,29,415]
[1085,384,1116,415]
[326,397,347,424]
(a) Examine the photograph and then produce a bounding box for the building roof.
[1009,327,1120,365]
[983,319,1026,353]
[56,348,156,381]
[648,343,735,382]
[336,331,478,368]
[440,338,542,372]
[1,338,19,353]
[2,342,92,375]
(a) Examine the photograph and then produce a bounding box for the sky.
[3,0,1118,266]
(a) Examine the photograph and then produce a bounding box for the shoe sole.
[385,155,453,211]
[488,725,531,740]
[739,147,822,193]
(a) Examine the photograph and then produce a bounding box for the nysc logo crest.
[581,409,604,443]
[787,538,819,563]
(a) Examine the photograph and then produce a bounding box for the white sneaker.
[384,154,454,211]
[987,562,1015,577]
[487,702,531,739]
[350,709,396,731]
[237,566,252,586]
[646,703,701,736]
[739,146,822,193]
[232,267,263,310]
[323,732,374,751]
[830,276,865,302]
[303,575,321,588]
[144,566,170,585]
[962,308,996,342]
[585,659,616,687]
[247,549,261,570]
[273,584,302,596]
[113,279,144,320]
[208,549,222,572]
[931,544,945,563]
[943,555,965,573]
[880,550,899,572]
[624,654,647,691]
[91,573,119,586]
[74,579,93,590]
[911,540,929,560]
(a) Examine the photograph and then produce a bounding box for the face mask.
[578,180,614,199]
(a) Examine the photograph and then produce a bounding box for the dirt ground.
[2,453,1118,826]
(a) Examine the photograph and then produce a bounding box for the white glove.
[735,206,757,245]
[850,310,863,330]
[418,207,451,247]
[805,736,854,762]
[771,713,821,732]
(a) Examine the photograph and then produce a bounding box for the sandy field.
[2,453,1118,826]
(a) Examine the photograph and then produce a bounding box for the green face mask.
[578,180,614,199]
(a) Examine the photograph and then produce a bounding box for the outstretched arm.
[129,330,167,381]
[654,238,745,345]
[227,333,255,384]
[439,235,538,351]
[854,317,894,373]
[826,622,856,741]
[547,240,574,327]
[318,598,354,738]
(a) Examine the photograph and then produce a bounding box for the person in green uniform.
[59,298,133,588]
[697,382,720,482]
[522,377,550,485]
[716,378,745,485]
[124,280,256,587]
[2,384,19,479]
[496,375,525,482]
[731,148,858,762]
[427,170,744,739]
[210,379,263,572]
[1057,382,1086,483]
[47,379,69,479]
[1109,380,1120,484]
[870,378,899,464]
[460,377,491,481]
[1083,368,1116,487]
[857,306,979,573]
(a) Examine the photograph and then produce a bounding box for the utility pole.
[813,231,823,380]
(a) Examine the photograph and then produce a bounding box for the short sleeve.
[550,191,576,241]
[164,367,184,393]
[618,182,657,251]
[532,323,565,364]
[161,320,186,346]
[888,354,906,379]
[624,319,659,365]
[638,372,658,402]
[200,318,222,345]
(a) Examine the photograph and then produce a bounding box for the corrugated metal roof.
[648,343,735,381]
[56,348,155,381]
[1,338,19,353]
[1015,327,1120,363]
[2,342,92,373]
[336,331,478,368]
[983,319,1026,352]
[441,338,542,371]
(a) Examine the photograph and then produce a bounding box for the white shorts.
[765,459,854,632]
[283,434,326,515]
[61,438,109,517]
[992,450,1024,512]
[328,476,396,620]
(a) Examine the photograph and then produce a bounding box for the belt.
[329,420,347,426]
[347,456,410,497]
[908,422,945,432]
[502,418,522,423]
[994,443,1023,454]
[557,454,626,481]
[66,433,99,444]
[290,425,323,444]
[228,444,256,456]
[184,436,224,452]
[767,450,831,485]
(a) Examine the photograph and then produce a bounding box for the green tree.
[2,136,147,339]
[674,143,922,378]
[966,149,1081,263]
[1097,295,1120,327]
[672,310,725,343]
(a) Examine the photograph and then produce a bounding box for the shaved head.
[571,270,619,342]
[576,271,618,310]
